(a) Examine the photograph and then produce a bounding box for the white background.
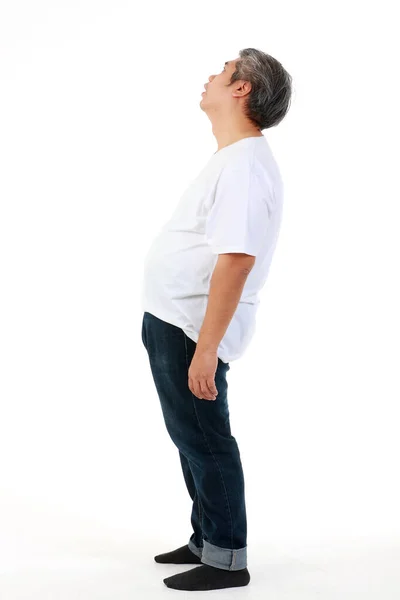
[1,1,399,597]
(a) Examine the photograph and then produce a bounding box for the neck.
[211,123,262,153]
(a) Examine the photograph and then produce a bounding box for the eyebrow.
[224,61,230,67]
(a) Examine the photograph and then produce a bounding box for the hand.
[188,349,219,401]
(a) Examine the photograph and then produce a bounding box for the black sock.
[154,544,202,564]
[163,564,251,591]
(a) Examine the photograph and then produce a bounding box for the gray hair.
[228,48,293,130]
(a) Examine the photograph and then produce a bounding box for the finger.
[206,379,218,398]
[199,380,215,401]
[192,379,204,400]
[188,377,197,396]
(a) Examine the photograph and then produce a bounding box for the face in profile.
[200,58,239,111]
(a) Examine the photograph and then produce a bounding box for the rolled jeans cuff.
[188,538,247,571]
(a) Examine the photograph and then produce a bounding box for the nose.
[204,75,214,89]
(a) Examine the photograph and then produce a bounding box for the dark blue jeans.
[141,311,248,571]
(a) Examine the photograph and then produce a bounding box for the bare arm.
[196,253,256,353]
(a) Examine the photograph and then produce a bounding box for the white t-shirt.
[140,134,284,363]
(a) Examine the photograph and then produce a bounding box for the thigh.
[183,331,232,444]
[142,312,232,453]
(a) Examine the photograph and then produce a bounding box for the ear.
[232,80,252,98]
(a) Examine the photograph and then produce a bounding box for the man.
[140,47,292,591]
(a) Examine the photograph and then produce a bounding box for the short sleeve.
[205,162,272,257]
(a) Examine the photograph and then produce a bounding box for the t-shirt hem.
[210,245,257,256]
[141,304,231,363]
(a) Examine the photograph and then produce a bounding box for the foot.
[163,564,251,591]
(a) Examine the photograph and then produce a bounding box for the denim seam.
[197,491,203,540]
[183,331,234,553]
[189,457,204,545]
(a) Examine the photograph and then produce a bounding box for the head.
[201,48,293,131]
